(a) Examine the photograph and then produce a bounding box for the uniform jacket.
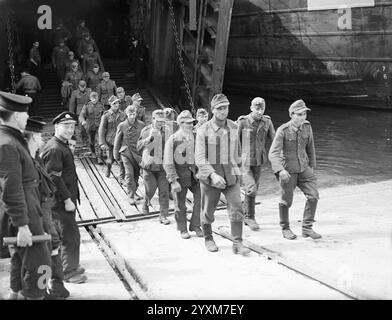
[98,109,126,146]
[97,79,117,105]
[0,125,45,238]
[41,136,80,208]
[268,120,316,174]
[64,70,84,90]
[69,88,91,115]
[237,113,275,166]
[78,38,99,58]
[137,124,172,172]
[86,71,102,91]
[83,52,104,74]
[16,74,42,93]
[113,119,145,164]
[51,45,70,67]
[119,96,132,111]
[163,129,197,187]
[79,101,105,131]
[195,119,242,186]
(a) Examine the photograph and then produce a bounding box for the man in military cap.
[0,91,51,299]
[23,117,70,299]
[98,95,126,179]
[268,99,321,240]
[195,93,250,255]
[86,63,102,92]
[41,111,87,284]
[64,51,80,74]
[164,110,203,239]
[131,92,146,123]
[63,62,84,109]
[82,45,104,75]
[15,67,42,116]
[69,80,91,116]
[97,72,117,110]
[52,39,70,82]
[114,105,145,204]
[164,107,179,133]
[79,91,105,163]
[194,108,208,132]
[237,97,275,231]
[117,87,132,111]
[77,32,99,60]
[137,109,171,224]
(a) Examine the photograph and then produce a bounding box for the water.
[226,95,392,196]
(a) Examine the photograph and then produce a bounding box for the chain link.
[5,11,16,93]
[167,0,196,116]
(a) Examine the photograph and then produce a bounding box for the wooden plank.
[75,159,113,219]
[86,158,141,218]
[77,181,98,221]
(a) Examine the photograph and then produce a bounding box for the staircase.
[39,67,64,121]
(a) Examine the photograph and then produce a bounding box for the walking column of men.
[0,88,321,300]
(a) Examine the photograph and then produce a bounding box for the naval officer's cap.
[52,111,78,125]
[0,91,32,112]
[25,116,46,133]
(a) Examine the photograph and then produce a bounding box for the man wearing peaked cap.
[0,90,51,299]
[97,71,117,110]
[131,93,145,123]
[41,111,88,284]
[195,93,250,256]
[237,96,275,231]
[98,94,126,179]
[137,108,172,224]
[113,104,145,204]
[23,116,71,299]
[52,111,78,125]
[194,108,208,132]
[164,110,203,239]
[269,99,321,240]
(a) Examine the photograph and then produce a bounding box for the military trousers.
[143,169,169,217]
[241,165,262,197]
[9,242,51,299]
[278,166,319,207]
[173,181,201,231]
[200,180,244,224]
[52,205,81,275]
[121,154,140,195]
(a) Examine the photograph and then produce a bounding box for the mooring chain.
[5,11,16,93]
[167,0,196,116]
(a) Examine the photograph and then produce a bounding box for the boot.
[128,191,136,205]
[89,144,96,158]
[97,150,104,164]
[302,199,322,239]
[279,204,297,240]
[105,163,111,178]
[244,196,259,231]
[202,224,218,252]
[118,161,125,183]
[231,221,251,256]
[142,199,149,215]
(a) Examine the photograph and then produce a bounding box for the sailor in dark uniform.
[0,91,51,300]
[41,111,87,284]
[23,117,70,299]
[237,97,275,231]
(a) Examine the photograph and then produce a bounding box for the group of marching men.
[0,88,322,300]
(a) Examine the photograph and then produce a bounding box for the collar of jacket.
[209,118,237,132]
[0,125,28,148]
[54,135,69,147]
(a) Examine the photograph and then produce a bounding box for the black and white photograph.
[0,0,391,306]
